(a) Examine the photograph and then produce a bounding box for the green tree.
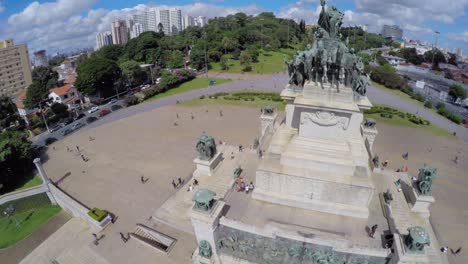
[448,84,467,100]
[398,48,424,65]
[75,57,122,97]
[93,45,124,61]
[24,81,49,108]
[48,55,66,67]
[221,37,239,54]
[119,60,146,86]
[424,49,446,70]
[0,96,21,130]
[370,64,407,90]
[50,103,69,119]
[31,66,58,85]
[220,55,229,70]
[447,53,457,66]
[190,41,207,70]
[0,131,34,193]
[240,51,252,71]
[167,50,185,69]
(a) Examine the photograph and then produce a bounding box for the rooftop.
[50,84,73,96]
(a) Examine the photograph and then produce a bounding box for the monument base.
[192,249,217,264]
[193,152,223,178]
[402,181,435,218]
[391,234,433,264]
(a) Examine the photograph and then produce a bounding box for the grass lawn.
[14,176,43,192]
[210,48,295,74]
[0,206,61,248]
[365,112,453,138]
[181,92,285,111]
[146,78,232,102]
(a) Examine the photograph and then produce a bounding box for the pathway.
[87,73,467,141]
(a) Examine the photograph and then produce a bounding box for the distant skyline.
[0,0,467,55]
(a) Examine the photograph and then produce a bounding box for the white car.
[88,106,100,114]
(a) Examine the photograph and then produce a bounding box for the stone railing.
[48,183,111,231]
[0,185,48,205]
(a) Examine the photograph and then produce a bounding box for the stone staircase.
[130,224,176,254]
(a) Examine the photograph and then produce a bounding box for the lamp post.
[431,30,440,70]
[3,205,20,227]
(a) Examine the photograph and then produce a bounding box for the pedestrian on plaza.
[440,246,448,254]
[81,154,87,162]
[245,184,250,193]
[219,110,223,117]
[402,152,408,160]
[172,180,177,189]
[193,179,199,186]
[174,122,178,126]
[89,136,95,141]
[370,224,378,238]
[454,156,458,164]
[451,247,462,256]
[187,185,193,192]
[176,113,179,119]
[119,232,128,243]
[92,233,98,240]
[249,182,254,191]
[191,113,194,120]
[231,152,235,159]
[258,150,263,158]
[383,160,389,168]
[178,177,182,185]
[66,146,70,152]
[76,145,80,152]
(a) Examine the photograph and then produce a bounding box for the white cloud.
[447,31,468,43]
[0,1,262,54]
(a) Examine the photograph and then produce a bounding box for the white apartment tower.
[158,9,171,35]
[111,20,129,45]
[95,31,113,50]
[170,8,183,35]
[131,23,144,39]
[196,16,207,27]
[183,15,195,30]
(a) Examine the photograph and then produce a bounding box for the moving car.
[49,124,63,133]
[88,106,100,114]
[99,109,111,117]
[72,122,86,130]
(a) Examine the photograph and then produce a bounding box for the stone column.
[33,158,56,204]
[191,200,225,264]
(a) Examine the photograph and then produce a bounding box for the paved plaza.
[18,103,467,264]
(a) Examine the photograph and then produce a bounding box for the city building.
[195,16,207,27]
[158,9,171,35]
[111,20,129,45]
[130,23,144,39]
[183,15,195,30]
[456,48,463,59]
[170,8,183,35]
[381,25,403,39]
[0,39,33,97]
[95,31,113,50]
[33,50,48,67]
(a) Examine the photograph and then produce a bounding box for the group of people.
[236,176,254,193]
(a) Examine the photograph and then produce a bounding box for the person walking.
[119,232,128,243]
[451,247,462,256]
[172,180,177,189]
[370,224,378,238]
[178,177,182,185]
[76,145,80,152]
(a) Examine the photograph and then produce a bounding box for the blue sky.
[0,0,467,55]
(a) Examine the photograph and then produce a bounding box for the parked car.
[98,109,111,117]
[107,98,118,105]
[88,106,100,114]
[61,128,73,136]
[72,122,86,130]
[49,124,63,133]
[74,113,86,121]
[86,116,98,124]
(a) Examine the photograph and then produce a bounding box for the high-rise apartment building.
[130,23,144,39]
[95,31,113,50]
[183,15,195,30]
[159,9,171,35]
[0,39,33,96]
[195,16,207,27]
[34,50,48,67]
[170,8,183,35]
[111,20,129,45]
[381,25,403,39]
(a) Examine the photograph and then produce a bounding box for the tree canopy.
[119,60,147,86]
[25,66,59,108]
[0,131,34,193]
[449,84,467,100]
[0,96,21,130]
[75,57,121,97]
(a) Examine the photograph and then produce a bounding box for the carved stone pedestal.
[361,124,378,157]
[391,233,432,264]
[260,112,277,137]
[404,185,435,218]
[193,151,223,178]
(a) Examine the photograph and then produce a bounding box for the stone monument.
[193,132,223,178]
[404,165,437,218]
[252,0,374,218]
[260,106,278,138]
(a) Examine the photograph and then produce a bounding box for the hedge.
[87,208,106,222]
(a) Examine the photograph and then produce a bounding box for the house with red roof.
[14,89,38,125]
[48,75,83,109]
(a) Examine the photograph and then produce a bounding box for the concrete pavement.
[85,72,467,141]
